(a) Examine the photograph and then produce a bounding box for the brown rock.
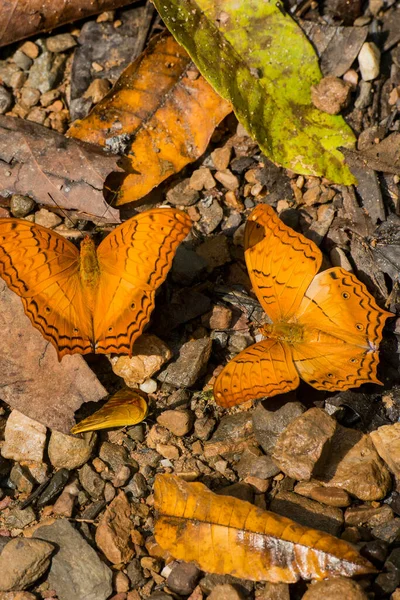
[167,561,201,595]
[95,491,134,564]
[311,76,352,115]
[214,169,239,191]
[270,491,343,536]
[19,41,39,59]
[294,481,350,507]
[157,410,194,437]
[196,236,231,270]
[208,584,245,600]
[255,583,289,600]
[252,399,306,454]
[110,334,171,387]
[272,408,336,480]
[345,504,394,527]
[0,538,55,591]
[211,147,231,170]
[370,422,400,478]
[189,168,216,191]
[158,338,212,388]
[52,482,79,517]
[166,180,199,206]
[48,430,96,469]
[202,305,232,330]
[316,425,391,501]
[302,577,368,599]
[204,413,256,458]
[0,593,38,599]
[83,78,111,104]
[236,447,280,479]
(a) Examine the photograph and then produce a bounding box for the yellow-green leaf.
[152,0,356,185]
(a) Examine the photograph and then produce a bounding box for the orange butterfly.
[0,208,191,360]
[214,204,393,408]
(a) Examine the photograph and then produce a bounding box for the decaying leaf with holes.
[154,474,376,583]
[68,33,232,205]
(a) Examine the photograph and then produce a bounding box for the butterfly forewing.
[94,208,192,354]
[244,204,321,322]
[0,219,94,359]
[213,339,299,408]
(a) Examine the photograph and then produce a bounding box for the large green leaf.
[152,0,356,185]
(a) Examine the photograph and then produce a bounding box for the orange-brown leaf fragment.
[68,33,232,205]
[154,474,376,584]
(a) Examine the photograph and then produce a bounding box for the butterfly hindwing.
[94,208,192,354]
[214,339,300,408]
[244,204,322,321]
[0,219,93,359]
[291,337,382,390]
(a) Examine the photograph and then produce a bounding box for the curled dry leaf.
[154,474,376,583]
[71,388,148,434]
[68,33,232,205]
[0,115,120,222]
[0,0,136,48]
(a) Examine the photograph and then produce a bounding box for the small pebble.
[358,42,380,81]
[20,87,41,108]
[46,33,77,53]
[34,208,63,228]
[10,194,35,217]
[20,41,39,59]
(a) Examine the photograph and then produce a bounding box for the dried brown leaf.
[68,34,232,205]
[154,474,376,584]
[0,0,137,48]
[0,115,120,222]
[0,280,107,433]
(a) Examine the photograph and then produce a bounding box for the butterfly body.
[214,204,393,408]
[0,208,191,360]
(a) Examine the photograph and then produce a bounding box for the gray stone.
[28,43,66,93]
[13,50,33,71]
[252,400,306,454]
[167,561,201,595]
[20,87,40,108]
[48,431,96,470]
[166,180,199,206]
[0,538,54,591]
[0,85,13,114]
[126,558,146,587]
[0,62,21,86]
[34,519,112,600]
[125,472,147,498]
[9,463,35,494]
[99,441,130,473]
[236,449,280,480]
[46,34,77,53]
[3,506,36,529]
[197,198,224,234]
[158,338,212,387]
[10,194,35,217]
[78,463,105,499]
[270,491,343,536]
